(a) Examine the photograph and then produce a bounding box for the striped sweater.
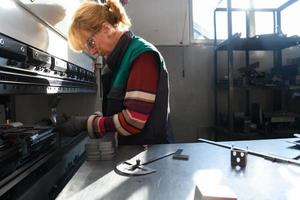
[93,52,159,137]
[88,32,172,144]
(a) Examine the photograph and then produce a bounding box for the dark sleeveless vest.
[102,32,173,145]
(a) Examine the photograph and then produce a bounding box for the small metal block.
[231,148,247,167]
[172,149,189,161]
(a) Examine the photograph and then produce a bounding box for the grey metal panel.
[157,45,215,142]
[0,0,93,71]
[14,93,99,123]
[56,138,300,200]
[0,1,50,51]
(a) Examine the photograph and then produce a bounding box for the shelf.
[215,126,261,141]
[217,81,300,91]
[213,0,300,135]
[215,125,298,141]
[216,34,300,51]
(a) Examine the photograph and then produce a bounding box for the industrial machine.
[0,30,94,199]
[0,1,98,199]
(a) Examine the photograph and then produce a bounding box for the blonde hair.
[68,0,131,52]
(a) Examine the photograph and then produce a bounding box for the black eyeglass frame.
[85,30,99,50]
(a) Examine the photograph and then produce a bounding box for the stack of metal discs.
[98,140,115,160]
[85,139,102,161]
[85,135,116,161]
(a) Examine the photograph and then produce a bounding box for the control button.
[0,38,4,45]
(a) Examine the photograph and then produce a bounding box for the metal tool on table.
[115,148,188,176]
[172,149,189,160]
[198,138,300,167]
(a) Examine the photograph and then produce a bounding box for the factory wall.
[126,0,190,45]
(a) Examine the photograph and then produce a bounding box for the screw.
[0,38,4,45]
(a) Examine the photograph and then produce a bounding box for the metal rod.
[141,150,177,166]
[278,0,299,12]
[198,138,300,167]
[227,0,234,131]
[213,9,219,136]
[215,8,276,12]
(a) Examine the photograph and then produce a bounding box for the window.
[191,0,219,40]
[191,0,300,42]
[281,2,300,37]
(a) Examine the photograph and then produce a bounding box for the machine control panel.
[27,47,52,69]
[0,32,96,94]
[52,57,67,73]
[0,34,27,62]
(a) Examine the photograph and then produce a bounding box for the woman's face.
[82,23,114,57]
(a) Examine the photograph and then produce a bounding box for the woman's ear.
[101,22,113,35]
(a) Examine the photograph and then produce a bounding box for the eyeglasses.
[85,30,98,50]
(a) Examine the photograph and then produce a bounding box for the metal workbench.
[56,138,300,200]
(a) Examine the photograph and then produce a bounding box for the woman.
[62,0,173,145]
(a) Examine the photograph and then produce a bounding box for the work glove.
[86,112,103,138]
[56,114,88,137]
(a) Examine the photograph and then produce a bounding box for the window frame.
[189,0,215,45]
[189,0,300,44]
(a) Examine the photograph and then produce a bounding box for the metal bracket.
[231,146,247,168]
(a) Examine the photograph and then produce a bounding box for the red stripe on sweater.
[99,117,106,136]
[125,99,155,114]
[118,113,140,134]
[127,109,148,122]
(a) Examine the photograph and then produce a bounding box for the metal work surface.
[56,138,300,200]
